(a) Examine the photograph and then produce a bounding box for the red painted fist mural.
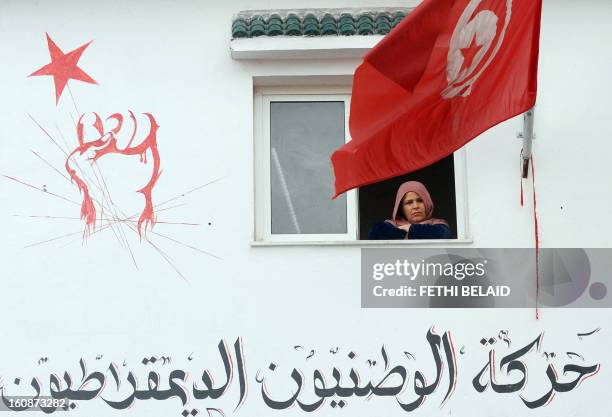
[65,111,161,238]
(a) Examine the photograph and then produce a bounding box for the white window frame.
[254,86,357,243]
[253,85,471,245]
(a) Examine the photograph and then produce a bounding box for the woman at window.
[368,181,452,240]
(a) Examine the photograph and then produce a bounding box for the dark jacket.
[368,221,452,240]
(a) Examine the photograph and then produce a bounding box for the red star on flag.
[460,36,482,72]
[29,33,98,105]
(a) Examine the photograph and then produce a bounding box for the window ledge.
[231,35,384,60]
[251,238,474,247]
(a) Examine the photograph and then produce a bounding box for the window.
[358,155,458,240]
[254,86,469,244]
[254,87,356,242]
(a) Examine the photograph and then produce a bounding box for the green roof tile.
[392,11,406,27]
[303,13,320,36]
[357,14,374,25]
[231,18,249,38]
[374,14,392,34]
[338,13,356,35]
[266,14,284,36]
[356,14,375,35]
[285,13,302,35]
[231,9,410,39]
[320,14,338,35]
[249,15,266,37]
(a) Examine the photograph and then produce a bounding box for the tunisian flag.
[331,0,542,196]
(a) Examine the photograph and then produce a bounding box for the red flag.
[331,0,542,196]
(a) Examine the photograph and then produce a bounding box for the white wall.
[0,1,610,416]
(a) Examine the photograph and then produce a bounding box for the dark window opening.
[358,155,457,240]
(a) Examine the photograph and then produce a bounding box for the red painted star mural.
[29,33,97,104]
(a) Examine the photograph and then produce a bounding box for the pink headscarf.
[388,181,448,227]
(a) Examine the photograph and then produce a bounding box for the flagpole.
[517,106,540,319]
[519,107,535,178]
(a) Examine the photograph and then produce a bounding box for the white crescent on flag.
[443,0,513,99]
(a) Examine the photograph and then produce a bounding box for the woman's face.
[401,191,427,223]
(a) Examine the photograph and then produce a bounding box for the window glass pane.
[270,101,347,234]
